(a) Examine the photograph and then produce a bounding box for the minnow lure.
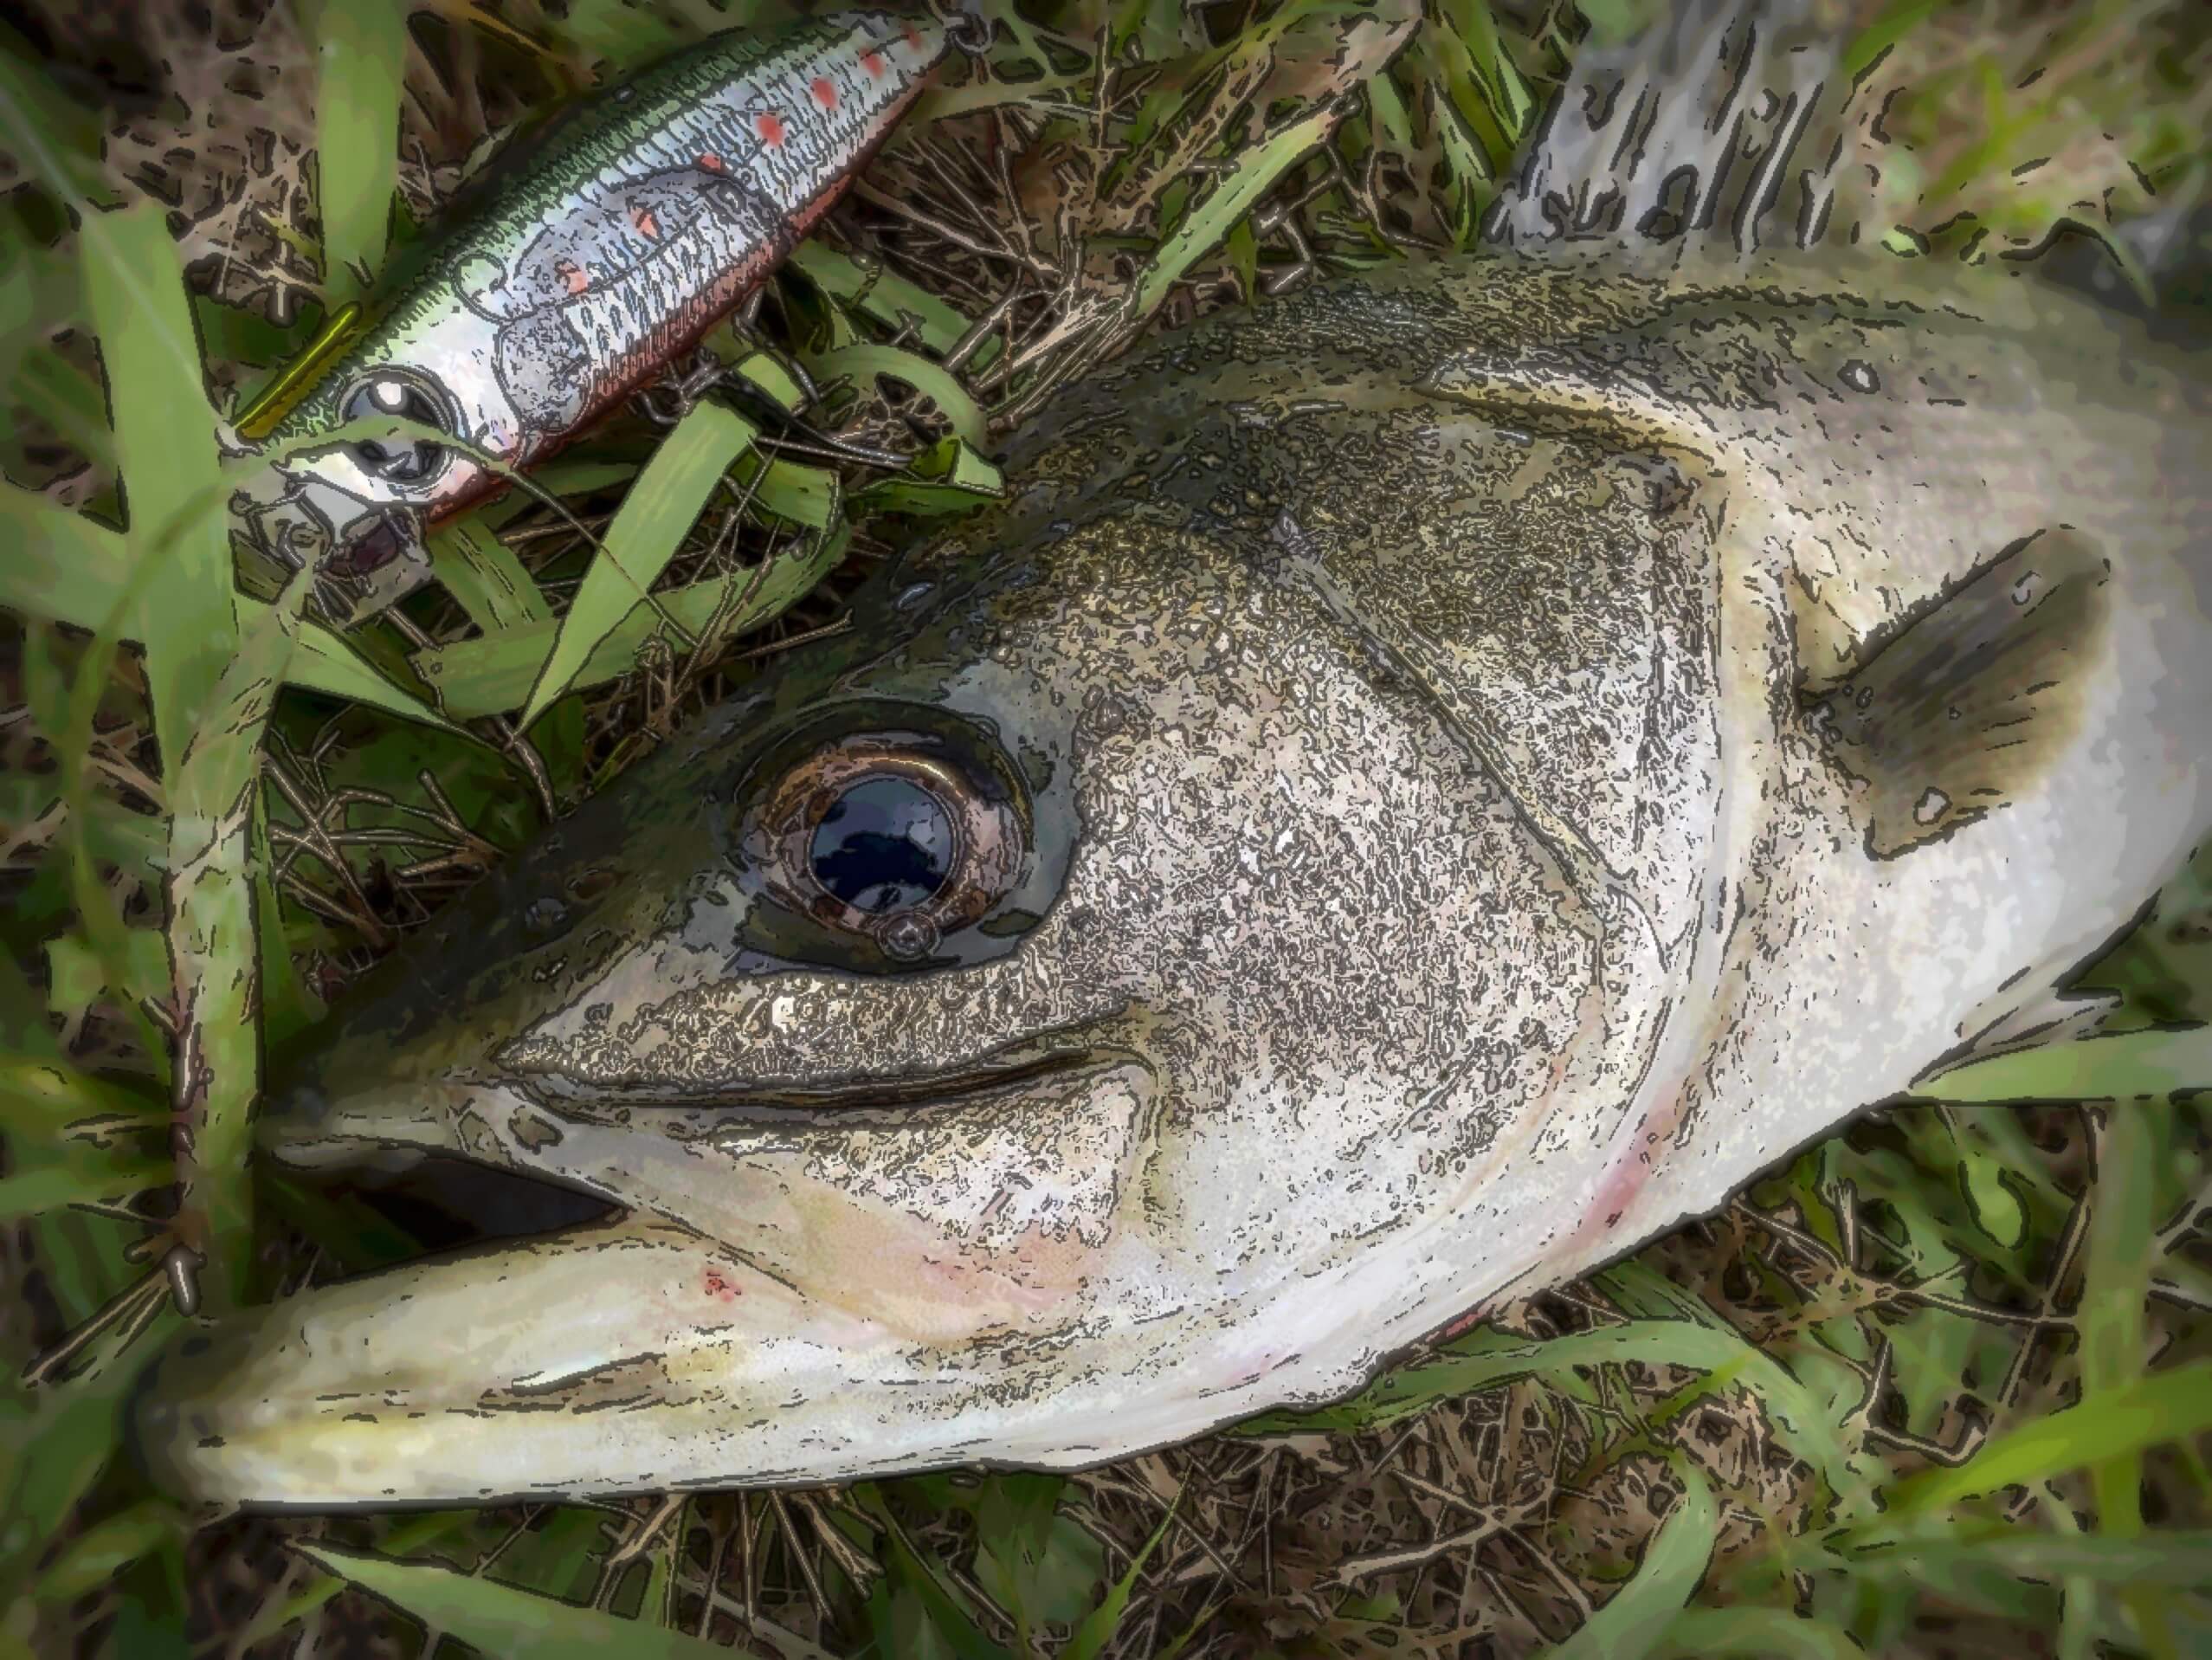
[229,10,954,623]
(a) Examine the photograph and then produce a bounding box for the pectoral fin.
[1816,527,2113,857]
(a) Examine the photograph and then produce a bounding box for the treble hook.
[942,3,991,56]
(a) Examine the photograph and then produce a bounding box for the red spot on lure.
[239,11,952,621]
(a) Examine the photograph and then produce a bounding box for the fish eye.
[809,774,955,913]
[750,736,1026,965]
[339,372,451,486]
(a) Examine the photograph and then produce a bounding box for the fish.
[134,10,2212,1509]
[226,9,951,624]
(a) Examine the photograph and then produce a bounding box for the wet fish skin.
[139,239,2212,1508]
[230,9,946,616]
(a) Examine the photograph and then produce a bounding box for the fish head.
[151,383,1648,1501]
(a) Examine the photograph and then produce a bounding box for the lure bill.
[229,9,951,626]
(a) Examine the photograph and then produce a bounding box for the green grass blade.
[1955,1132,2028,1247]
[786,242,990,363]
[9,344,115,468]
[1424,74,1496,247]
[538,0,700,68]
[906,64,1087,125]
[519,400,761,727]
[2081,1108,2159,1482]
[1839,1527,2212,1588]
[82,203,235,764]
[304,0,407,301]
[741,450,841,530]
[2079,1104,2168,1649]
[479,457,642,529]
[0,1154,170,1222]
[43,931,169,1024]
[1542,1461,1715,1660]
[34,1502,179,1603]
[1,1329,173,1577]
[1247,1318,1865,1507]
[0,482,132,632]
[0,479,455,730]
[1064,1501,1177,1660]
[971,1475,1105,1641]
[1842,0,1944,81]
[1435,0,1533,140]
[1367,66,1416,151]
[1417,16,1512,171]
[853,1486,1014,1660]
[170,570,310,830]
[1912,1026,2212,1101]
[194,294,316,373]
[1134,100,1344,316]
[288,622,468,732]
[291,1541,732,1658]
[418,528,848,719]
[248,782,322,1050]
[489,1507,613,1602]
[29,558,177,1086]
[635,1498,686,1628]
[226,1514,472,1651]
[809,342,990,447]
[849,437,1007,519]
[0,1053,164,1130]
[428,522,556,635]
[1870,1361,2212,1524]
[160,572,316,1297]
[0,21,116,203]
[1651,1605,1866,1659]
[731,349,809,414]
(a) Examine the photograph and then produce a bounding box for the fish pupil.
[808,776,953,914]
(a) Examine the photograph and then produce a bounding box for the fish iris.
[808,776,954,914]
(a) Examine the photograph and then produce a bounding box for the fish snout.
[139,1037,1179,1507]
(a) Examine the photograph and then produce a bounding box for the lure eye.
[339,373,450,485]
[751,739,1025,965]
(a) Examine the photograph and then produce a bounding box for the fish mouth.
[258,1016,1135,1174]
[496,1033,1126,1118]
[139,1024,1152,1510]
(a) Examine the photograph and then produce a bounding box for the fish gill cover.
[1,1,2209,1657]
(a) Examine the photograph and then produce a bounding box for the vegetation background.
[2,0,2209,1655]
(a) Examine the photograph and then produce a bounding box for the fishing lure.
[229,9,957,624]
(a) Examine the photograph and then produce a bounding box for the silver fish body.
[139,238,2212,1508]
[230,10,946,618]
